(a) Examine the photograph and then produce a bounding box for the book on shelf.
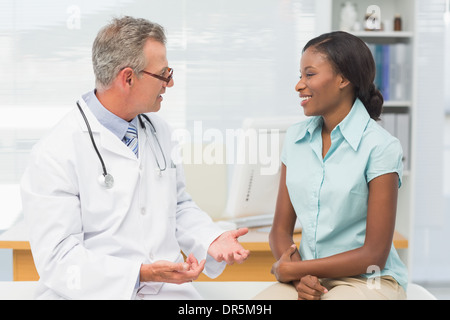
[367,43,412,102]
[378,112,410,171]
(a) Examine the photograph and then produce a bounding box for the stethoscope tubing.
[76,101,108,178]
[138,113,167,174]
[77,101,167,188]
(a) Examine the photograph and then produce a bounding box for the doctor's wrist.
[139,263,153,282]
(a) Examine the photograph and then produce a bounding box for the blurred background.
[0,0,449,298]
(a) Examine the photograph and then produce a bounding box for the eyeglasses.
[140,67,173,84]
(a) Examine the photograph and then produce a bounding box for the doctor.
[20,16,249,300]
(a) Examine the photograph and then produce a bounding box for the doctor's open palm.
[140,253,206,284]
[207,228,250,265]
[139,228,250,284]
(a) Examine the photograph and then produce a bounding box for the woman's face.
[295,47,346,117]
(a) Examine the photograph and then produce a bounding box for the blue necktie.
[123,123,138,157]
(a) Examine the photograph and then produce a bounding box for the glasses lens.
[166,68,173,80]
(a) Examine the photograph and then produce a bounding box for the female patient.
[256,31,408,300]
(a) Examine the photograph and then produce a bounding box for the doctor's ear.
[119,67,134,87]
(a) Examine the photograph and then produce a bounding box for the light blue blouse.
[281,98,408,290]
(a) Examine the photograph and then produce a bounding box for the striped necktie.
[123,122,138,157]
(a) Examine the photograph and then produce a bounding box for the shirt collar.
[295,98,370,151]
[337,98,370,151]
[294,116,322,143]
[82,90,138,140]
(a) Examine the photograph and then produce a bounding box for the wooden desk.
[0,221,38,281]
[0,221,408,282]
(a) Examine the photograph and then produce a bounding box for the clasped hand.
[271,244,328,300]
[140,228,250,284]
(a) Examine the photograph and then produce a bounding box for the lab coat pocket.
[151,167,180,259]
[149,167,177,230]
[164,168,178,242]
[80,187,121,233]
[159,167,177,218]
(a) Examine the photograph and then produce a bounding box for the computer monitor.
[222,115,306,228]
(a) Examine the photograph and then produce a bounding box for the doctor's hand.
[140,253,205,284]
[207,228,250,265]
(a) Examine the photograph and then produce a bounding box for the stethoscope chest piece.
[77,100,165,189]
[98,173,114,189]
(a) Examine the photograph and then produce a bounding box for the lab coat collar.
[82,90,130,141]
[76,96,137,160]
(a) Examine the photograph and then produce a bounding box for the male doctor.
[20,16,249,299]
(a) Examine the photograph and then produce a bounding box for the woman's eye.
[300,73,315,79]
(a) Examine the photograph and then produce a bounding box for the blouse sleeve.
[366,137,404,188]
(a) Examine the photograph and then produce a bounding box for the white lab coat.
[20,97,225,300]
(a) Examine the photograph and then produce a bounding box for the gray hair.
[92,16,166,90]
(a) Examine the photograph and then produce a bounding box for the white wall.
[0,0,316,182]
[446,0,450,114]
[411,0,450,284]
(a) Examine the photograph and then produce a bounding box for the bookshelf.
[320,0,416,271]
[350,31,413,38]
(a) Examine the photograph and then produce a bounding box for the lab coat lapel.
[76,97,135,160]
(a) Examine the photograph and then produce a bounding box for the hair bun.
[365,84,384,120]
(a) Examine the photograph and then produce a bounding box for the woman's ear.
[338,74,351,90]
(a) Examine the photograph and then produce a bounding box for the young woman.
[255,31,408,300]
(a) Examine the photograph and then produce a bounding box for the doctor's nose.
[164,77,174,88]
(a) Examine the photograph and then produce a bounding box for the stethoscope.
[76,101,167,189]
